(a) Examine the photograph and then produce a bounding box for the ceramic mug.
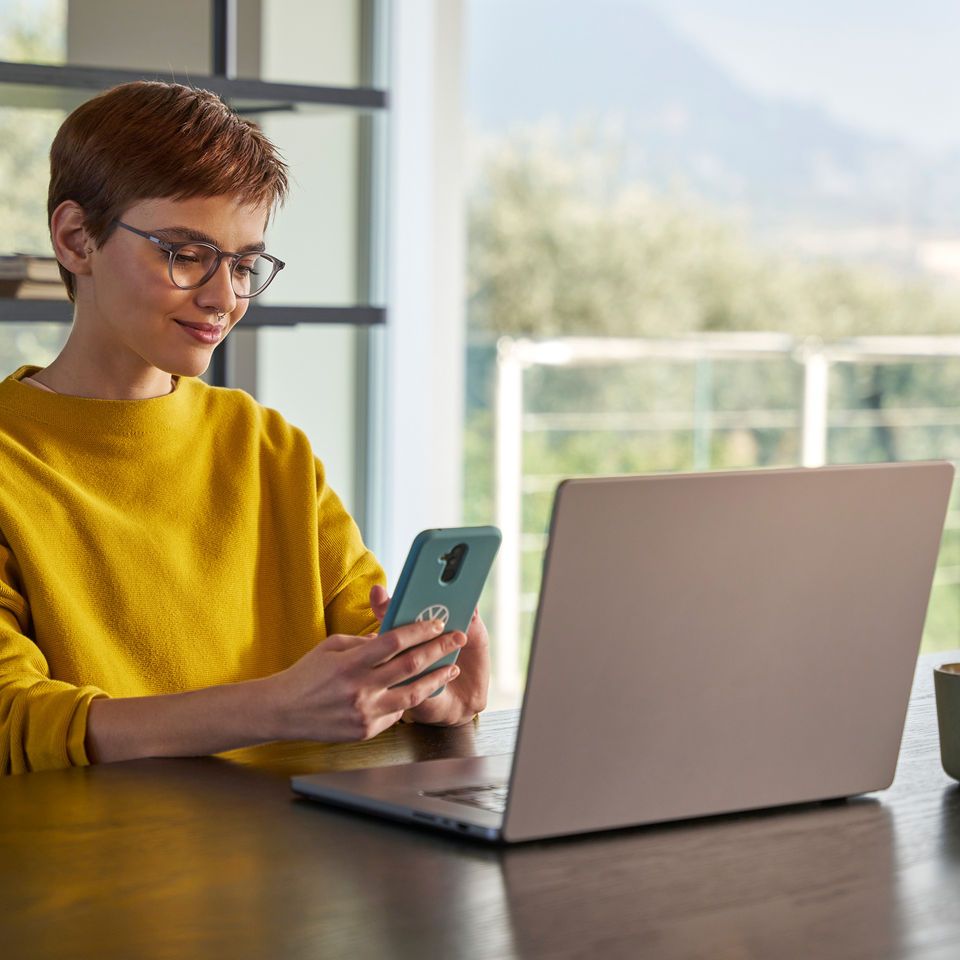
[934,663,960,780]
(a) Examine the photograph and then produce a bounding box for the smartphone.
[381,525,501,694]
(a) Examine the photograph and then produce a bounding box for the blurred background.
[3,0,960,708]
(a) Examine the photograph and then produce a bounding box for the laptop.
[292,461,954,843]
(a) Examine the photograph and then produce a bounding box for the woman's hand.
[264,615,467,743]
[369,584,491,726]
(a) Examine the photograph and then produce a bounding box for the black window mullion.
[209,0,237,387]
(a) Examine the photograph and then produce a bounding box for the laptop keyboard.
[422,782,509,814]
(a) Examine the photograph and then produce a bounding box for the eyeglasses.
[113,220,285,298]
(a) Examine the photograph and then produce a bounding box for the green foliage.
[0,0,69,374]
[0,102,63,256]
[0,323,68,373]
[0,0,64,62]
[467,132,960,340]
[0,0,64,248]
[0,1,65,256]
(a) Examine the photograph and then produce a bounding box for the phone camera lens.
[440,543,468,583]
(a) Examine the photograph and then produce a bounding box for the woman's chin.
[159,353,213,380]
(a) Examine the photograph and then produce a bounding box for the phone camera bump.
[439,543,469,583]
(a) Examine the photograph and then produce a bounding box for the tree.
[467,131,960,341]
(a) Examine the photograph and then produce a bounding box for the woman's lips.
[175,320,224,344]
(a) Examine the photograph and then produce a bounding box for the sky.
[465,0,960,154]
[634,0,960,152]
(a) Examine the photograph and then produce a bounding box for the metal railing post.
[495,337,524,694]
[800,339,829,467]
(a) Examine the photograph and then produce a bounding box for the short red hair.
[48,80,289,301]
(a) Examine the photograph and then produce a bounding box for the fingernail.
[455,633,467,646]
[450,666,460,678]
[432,619,444,632]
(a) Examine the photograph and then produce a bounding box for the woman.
[0,81,489,775]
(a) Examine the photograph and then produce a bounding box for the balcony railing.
[492,333,960,695]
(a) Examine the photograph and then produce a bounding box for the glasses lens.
[170,243,219,289]
[168,245,278,297]
[232,254,276,298]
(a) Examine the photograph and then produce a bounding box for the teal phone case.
[381,526,501,693]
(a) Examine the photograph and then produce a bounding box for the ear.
[50,200,95,278]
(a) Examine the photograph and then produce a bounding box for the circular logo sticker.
[416,604,450,628]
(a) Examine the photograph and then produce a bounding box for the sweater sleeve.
[0,541,107,775]
[315,458,387,638]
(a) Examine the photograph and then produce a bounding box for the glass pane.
[2,0,366,85]
[465,0,960,700]
[0,106,64,258]
[0,0,66,65]
[64,0,210,74]
[0,323,69,377]
[257,325,364,522]
[255,111,360,306]
[828,357,960,655]
[246,0,362,87]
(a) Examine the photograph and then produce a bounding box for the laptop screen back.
[504,462,953,842]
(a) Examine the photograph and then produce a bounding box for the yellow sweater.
[0,365,385,774]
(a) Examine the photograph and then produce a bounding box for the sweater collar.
[0,365,201,436]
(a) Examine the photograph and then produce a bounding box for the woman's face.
[81,194,272,380]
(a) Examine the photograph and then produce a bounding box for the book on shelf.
[0,254,68,300]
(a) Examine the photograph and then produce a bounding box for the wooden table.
[3,652,960,960]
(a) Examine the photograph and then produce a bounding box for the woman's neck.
[33,325,177,399]
[27,364,175,399]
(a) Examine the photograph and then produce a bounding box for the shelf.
[0,60,387,114]
[245,305,385,326]
[0,300,386,327]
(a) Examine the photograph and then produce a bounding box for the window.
[0,0,387,531]
[465,0,960,703]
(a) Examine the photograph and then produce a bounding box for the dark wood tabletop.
[3,651,960,960]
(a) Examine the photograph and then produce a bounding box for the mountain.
[465,0,960,239]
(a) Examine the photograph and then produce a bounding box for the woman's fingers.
[379,662,461,715]
[378,630,467,687]
[361,617,447,667]
[280,619,469,742]
[369,584,391,620]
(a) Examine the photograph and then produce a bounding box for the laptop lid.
[502,461,953,842]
